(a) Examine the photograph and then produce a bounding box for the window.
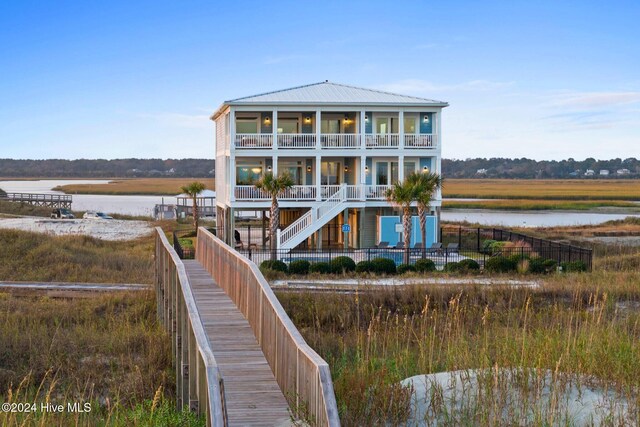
[236,165,262,185]
[404,161,416,178]
[236,118,258,134]
[280,161,303,185]
[278,118,299,134]
[404,117,416,133]
[321,119,341,134]
[376,117,399,134]
[321,161,341,185]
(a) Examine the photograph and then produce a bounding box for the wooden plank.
[183,260,291,427]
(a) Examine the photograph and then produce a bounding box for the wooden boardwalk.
[183,259,291,426]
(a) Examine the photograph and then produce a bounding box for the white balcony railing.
[235,134,273,148]
[404,134,436,148]
[280,185,317,200]
[235,184,402,201]
[365,134,399,148]
[277,134,316,149]
[364,185,392,200]
[234,186,270,200]
[320,134,360,148]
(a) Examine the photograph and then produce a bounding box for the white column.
[398,154,405,183]
[359,110,366,149]
[360,155,366,201]
[229,157,236,201]
[272,155,278,176]
[315,109,321,150]
[229,108,236,149]
[272,109,278,148]
[315,155,321,201]
[399,110,404,149]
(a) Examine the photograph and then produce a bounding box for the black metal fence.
[173,232,195,259]
[214,224,593,271]
[440,226,592,271]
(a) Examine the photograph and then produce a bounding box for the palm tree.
[385,179,417,264]
[407,172,443,256]
[180,181,206,236]
[255,171,294,257]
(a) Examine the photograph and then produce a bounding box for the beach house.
[211,81,448,250]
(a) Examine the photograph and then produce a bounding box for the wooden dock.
[155,228,340,426]
[183,260,290,426]
[2,192,72,209]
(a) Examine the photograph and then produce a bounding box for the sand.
[0,217,152,241]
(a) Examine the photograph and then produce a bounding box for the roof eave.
[224,101,449,108]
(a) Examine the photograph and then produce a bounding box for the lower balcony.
[233,184,395,201]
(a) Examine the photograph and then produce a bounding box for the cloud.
[549,91,640,109]
[543,110,622,130]
[376,79,514,94]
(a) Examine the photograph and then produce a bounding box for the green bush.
[259,260,288,273]
[310,262,331,274]
[415,258,437,273]
[458,258,480,273]
[355,261,374,274]
[485,256,518,273]
[371,257,397,275]
[330,256,356,274]
[529,257,557,274]
[489,241,508,254]
[288,259,310,275]
[396,264,416,275]
[561,260,587,273]
[444,262,461,273]
[481,239,497,254]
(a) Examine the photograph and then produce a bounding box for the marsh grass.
[277,270,640,425]
[444,179,640,200]
[0,200,52,217]
[0,229,154,283]
[443,199,639,210]
[0,292,202,426]
[53,178,215,195]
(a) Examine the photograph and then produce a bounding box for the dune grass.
[0,229,154,284]
[443,199,639,210]
[53,178,215,195]
[0,200,53,217]
[0,291,203,426]
[277,263,640,424]
[444,179,640,200]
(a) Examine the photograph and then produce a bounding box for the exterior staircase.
[277,185,347,250]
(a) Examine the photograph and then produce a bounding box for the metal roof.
[212,81,448,119]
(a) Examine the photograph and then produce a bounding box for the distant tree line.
[443,157,640,179]
[1,157,638,179]
[0,158,215,178]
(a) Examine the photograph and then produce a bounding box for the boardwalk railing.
[155,228,228,426]
[196,227,340,426]
[2,192,72,208]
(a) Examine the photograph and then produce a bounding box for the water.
[1,180,638,225]
[442,209,640,227]
[0,180,169,217]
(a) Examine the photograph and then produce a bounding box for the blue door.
[379,216,436,247]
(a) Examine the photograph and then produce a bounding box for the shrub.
[330,256,356,274]
[489,241,508,254]
[396,264,416,275]
[529,257,557,274]
[415,259,436,273]
[310,262,331,274]
[444,262,461,273]
[517,259,530,274]
[288,259,310,275]
[561,260,587,273]
[259,260,288,273]
[371,257,397,275]
[356,261,374,274]
[485,256,518,273]
[458,258,480,273]
[481,239,497,254]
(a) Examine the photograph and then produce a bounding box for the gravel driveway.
[0,217,152,241]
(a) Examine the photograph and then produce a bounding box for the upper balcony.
[232,111,438,150]
[234,133,437,150]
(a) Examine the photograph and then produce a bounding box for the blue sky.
[1,0,638,160]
